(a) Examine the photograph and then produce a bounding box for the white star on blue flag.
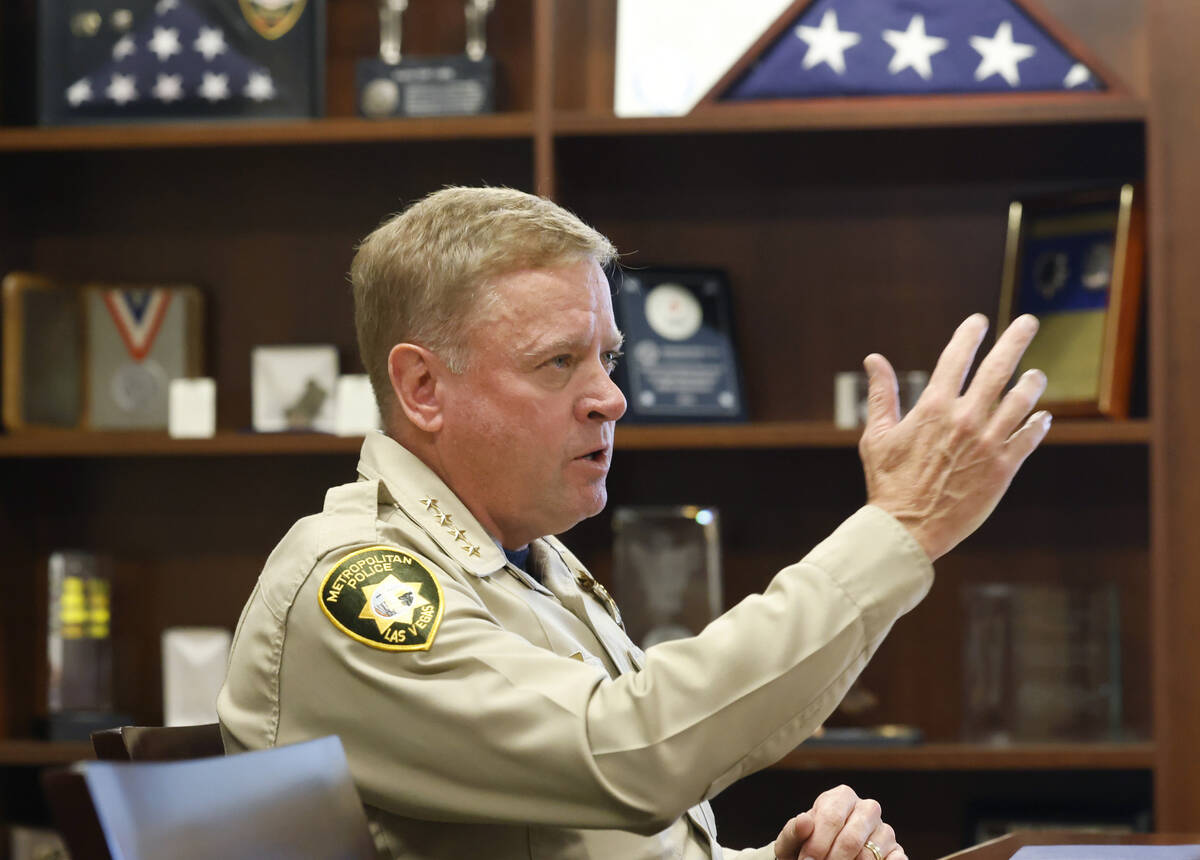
[63,0,278,114]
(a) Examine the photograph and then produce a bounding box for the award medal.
[102,289,173,413]
[239,0,307,40]
[320,546,445,651]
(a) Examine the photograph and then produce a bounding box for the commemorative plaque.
[609,267,746,423]
[611,506,723,650]
[85,285,204,430]
[356,0,496,118]
[38,0,325,125]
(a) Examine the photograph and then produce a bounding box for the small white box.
[252,345,338,433]
[335,374,382,437]
[168,377,216,438]
[162,626,232,727]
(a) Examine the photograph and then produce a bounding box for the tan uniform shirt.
[218,432,932,859]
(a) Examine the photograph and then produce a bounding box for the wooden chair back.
[91,722,224,761]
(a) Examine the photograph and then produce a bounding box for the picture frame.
[998,184,1145,418]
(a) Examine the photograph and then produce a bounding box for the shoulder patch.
[319,546,444,651]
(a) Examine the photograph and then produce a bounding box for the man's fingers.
[862,353,900,437]
[925,314,989,398]
[1006,409,1053,466]
[773,813,815,859]
[963,314,1040,410]
[802,786,858,860]
[987,367,1047,442]
[827,798,882,860]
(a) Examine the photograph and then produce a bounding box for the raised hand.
[858,313,1050,562]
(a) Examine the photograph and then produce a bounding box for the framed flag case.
[37,0,325,124]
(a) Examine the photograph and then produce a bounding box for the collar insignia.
[416,496,482,559]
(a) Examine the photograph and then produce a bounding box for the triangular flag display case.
[698,0,1128,106]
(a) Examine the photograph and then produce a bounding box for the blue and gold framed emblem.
[998,185,1145,418]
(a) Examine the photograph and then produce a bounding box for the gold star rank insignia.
[319,546,444,651]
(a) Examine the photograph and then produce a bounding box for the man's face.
[435,259,627,548]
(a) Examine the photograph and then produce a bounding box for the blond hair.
[351,186,618,410]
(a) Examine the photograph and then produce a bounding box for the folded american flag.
[723,0,1103,100]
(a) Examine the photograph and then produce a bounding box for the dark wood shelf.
[0,95,1143,153]
[615,419,1151,450]
[0,112,536,152]
[553,93,1146,136]
[0,739,93,766]
[774,741,1155,772]
[0,430,364,457]
[0,420,1151,458]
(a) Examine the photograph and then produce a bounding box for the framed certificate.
[608,267,747,423]
[998,185,1145,418]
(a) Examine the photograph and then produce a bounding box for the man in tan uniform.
[219,187,1051,860]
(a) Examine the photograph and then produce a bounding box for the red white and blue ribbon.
[102,288,173,362]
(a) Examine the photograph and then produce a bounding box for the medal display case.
[2,1,1199,856]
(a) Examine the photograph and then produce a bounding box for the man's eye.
[548,355,572,369]
[604,350,624,373]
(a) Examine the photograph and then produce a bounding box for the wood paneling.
[1147,0,1200,832]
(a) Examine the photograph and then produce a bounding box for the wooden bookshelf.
[3,0,1199,854]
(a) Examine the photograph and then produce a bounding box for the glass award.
[962,582,1122,742]
[611,506,722,649]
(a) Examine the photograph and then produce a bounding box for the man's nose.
[584,366,627,422]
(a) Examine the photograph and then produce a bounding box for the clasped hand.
[773,784,904,860]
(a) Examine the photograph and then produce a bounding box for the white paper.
[614,0,792,116]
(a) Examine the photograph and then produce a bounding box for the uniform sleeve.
[271,505,931,835]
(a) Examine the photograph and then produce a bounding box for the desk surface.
[940,832,1200,860]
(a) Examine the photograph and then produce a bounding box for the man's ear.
[387,343,445,433]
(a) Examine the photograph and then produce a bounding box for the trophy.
[357,0,497,118]
[962,582,1122,742]
[611,506,723,650]
[40,551,130,740]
